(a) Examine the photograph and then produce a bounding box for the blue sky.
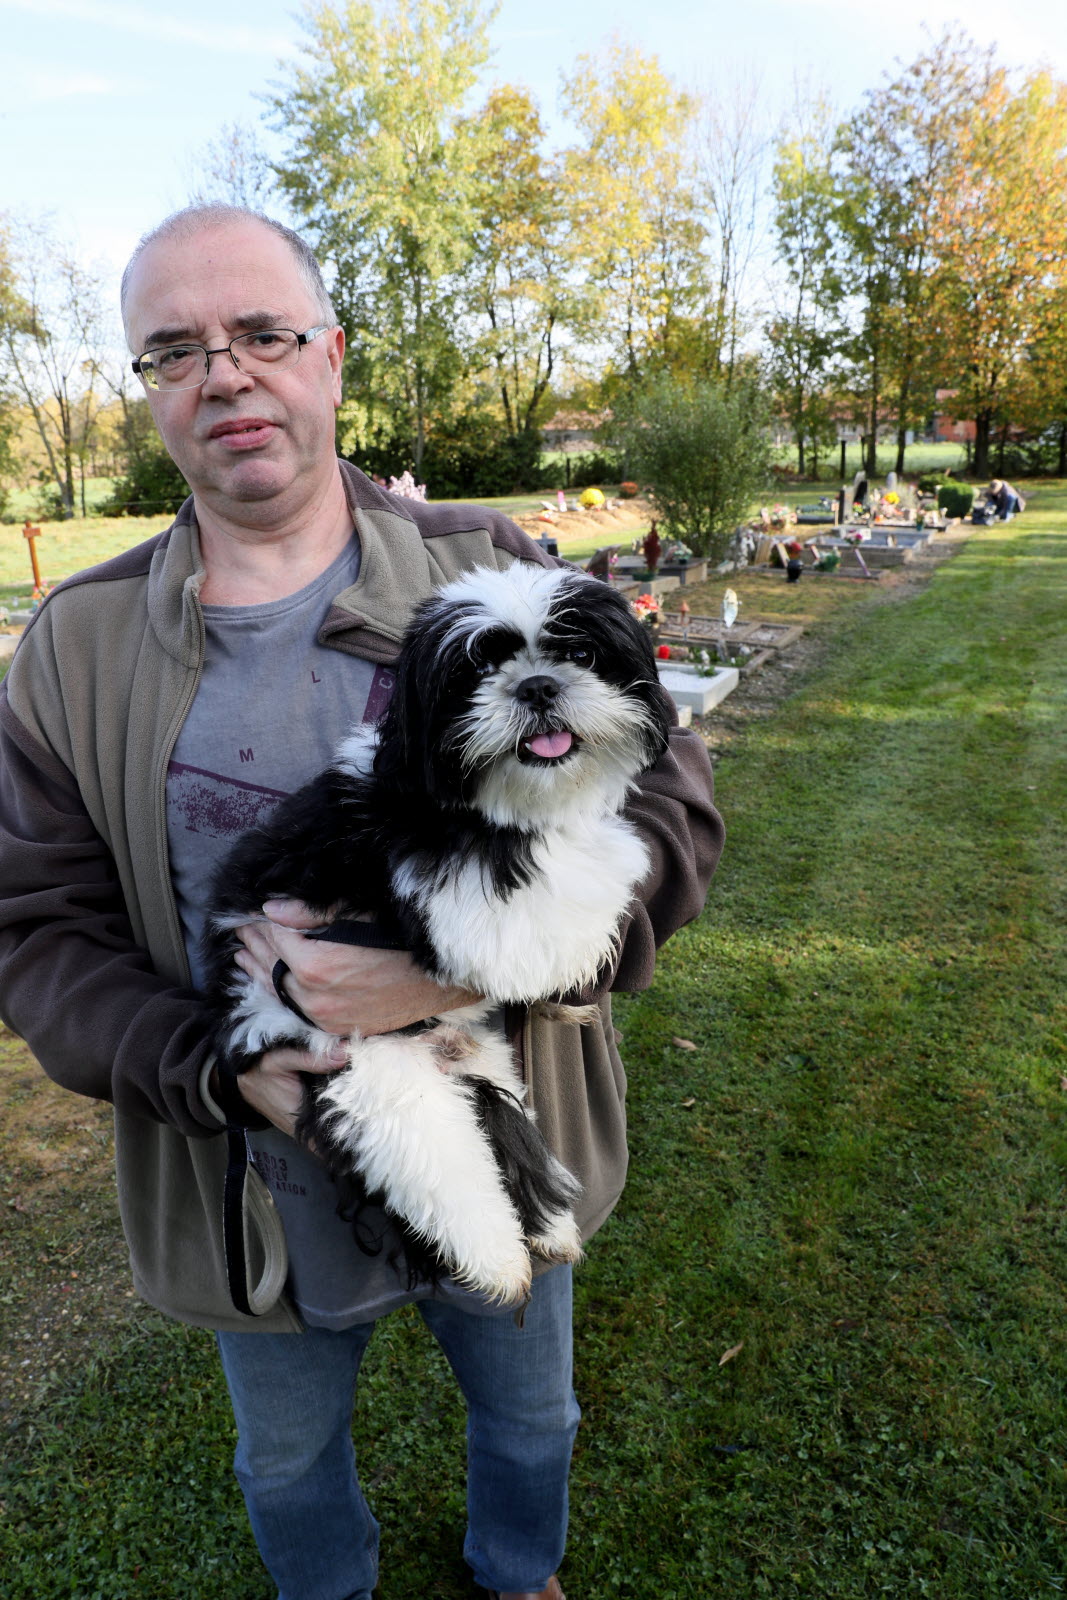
[3,0,1066,303]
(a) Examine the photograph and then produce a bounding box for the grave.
[656,662,739,714]
[658,612,805,651]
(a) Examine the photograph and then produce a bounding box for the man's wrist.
[208,1057,271,1131]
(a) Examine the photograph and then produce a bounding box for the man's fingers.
[261,897,334,930]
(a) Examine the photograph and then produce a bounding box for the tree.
[269,0,496,473]
[766,93,842,478]
[835,32,988,475]
[0,218,109,519]
[560,40,707,386]
[187,120,276,210]
[463,85,575,467]
[696,72,772,383]
[611,374,770,559]
[932,60,1067,478]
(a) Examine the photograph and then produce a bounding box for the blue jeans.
[216,1265,580,1600]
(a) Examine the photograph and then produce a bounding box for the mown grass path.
[2,517,1066,1597]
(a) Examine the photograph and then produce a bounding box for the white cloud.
[21,67,117,99]
[0,0,296,56]
[777,0,1067,76]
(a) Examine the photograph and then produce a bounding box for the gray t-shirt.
[167,536,495,1326]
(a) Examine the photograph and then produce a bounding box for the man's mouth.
[208,419,278,450]
[518,730,577,764]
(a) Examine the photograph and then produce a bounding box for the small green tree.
[102,397,189,517]
[613,375,770,559]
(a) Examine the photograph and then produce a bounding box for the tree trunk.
[995,424,1007,476]
[796,429,805,476]
[973,412,992,479]
[895,424,907,475]
[1059,420,1067,478]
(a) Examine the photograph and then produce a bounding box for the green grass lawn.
[2,495,1066,1598]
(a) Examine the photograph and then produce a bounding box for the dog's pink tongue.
[528,730,573,759]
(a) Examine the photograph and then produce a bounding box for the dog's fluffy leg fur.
[426,1011,583,1266]
[310,1030,534,1304]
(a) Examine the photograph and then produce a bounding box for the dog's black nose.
[515,674,561,711]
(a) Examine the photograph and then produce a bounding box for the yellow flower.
[579,487,605,509]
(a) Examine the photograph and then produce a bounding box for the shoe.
[480,1580,565,1600]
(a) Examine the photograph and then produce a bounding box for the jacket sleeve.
[607,722,723,994]
[0,689,222,1136]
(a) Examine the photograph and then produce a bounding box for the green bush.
[938,484,974,518]
[610,375,771,559]
[352,412,555,499]
[102,441,190,517]
[563,449,621,489]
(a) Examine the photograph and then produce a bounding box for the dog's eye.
[473,658,495,678]
[567,646,593,667]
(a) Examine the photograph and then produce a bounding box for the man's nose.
[200,347,256,400]
[515,674,561,712]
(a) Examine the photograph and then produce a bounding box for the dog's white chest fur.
[404,811,650,1003]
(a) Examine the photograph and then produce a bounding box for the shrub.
[565,449,621,489]
[365,413,553,499]
[938,484,974,518]
[102,444,189,517]
[610,375,771,560]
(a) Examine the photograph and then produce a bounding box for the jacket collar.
[146,461,438,669]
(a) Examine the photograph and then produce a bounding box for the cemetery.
[4,2,1067,1591]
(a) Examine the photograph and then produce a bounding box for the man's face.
[124,220,344,517]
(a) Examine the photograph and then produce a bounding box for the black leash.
[223,919,420,1317]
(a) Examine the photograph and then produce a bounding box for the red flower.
[657,644,671,659]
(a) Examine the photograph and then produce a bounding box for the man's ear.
[328,325,345,407]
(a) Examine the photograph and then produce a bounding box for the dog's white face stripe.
[434,564,580,657]
[425,566,661,827]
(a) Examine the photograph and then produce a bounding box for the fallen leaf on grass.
[1060,1076,1067,1093]
[672,1037,698,1051]
[719,1341,744,1367]
[679,1097,696,1109]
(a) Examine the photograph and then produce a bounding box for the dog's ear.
[372,597,468,802]
[570,578,675,769]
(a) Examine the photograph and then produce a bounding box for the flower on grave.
[768,503,797,530]
[657,644,671,660]
[387,470,427,501]
[579,486,605,509]
[631,592,662,628]
[884,490,900,505]
[30,583,53,608]
[619,481,639,498]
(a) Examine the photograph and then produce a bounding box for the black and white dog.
[203,562,672,1305]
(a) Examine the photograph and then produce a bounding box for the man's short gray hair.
[120,204,337,343]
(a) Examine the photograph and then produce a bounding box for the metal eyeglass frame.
[132,325,332,390]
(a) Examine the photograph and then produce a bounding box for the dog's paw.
[527,1209,584,1265]
[452,1244,533,1306]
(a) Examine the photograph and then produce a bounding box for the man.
[987,478,1024,520]
[0,206,722,1600]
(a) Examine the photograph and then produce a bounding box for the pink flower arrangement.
[631,592,662,628]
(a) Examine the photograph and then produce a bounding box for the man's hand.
[233,897,480,1037]
[232,1040,349,1138]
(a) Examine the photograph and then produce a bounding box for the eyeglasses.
[132,326,332,392]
